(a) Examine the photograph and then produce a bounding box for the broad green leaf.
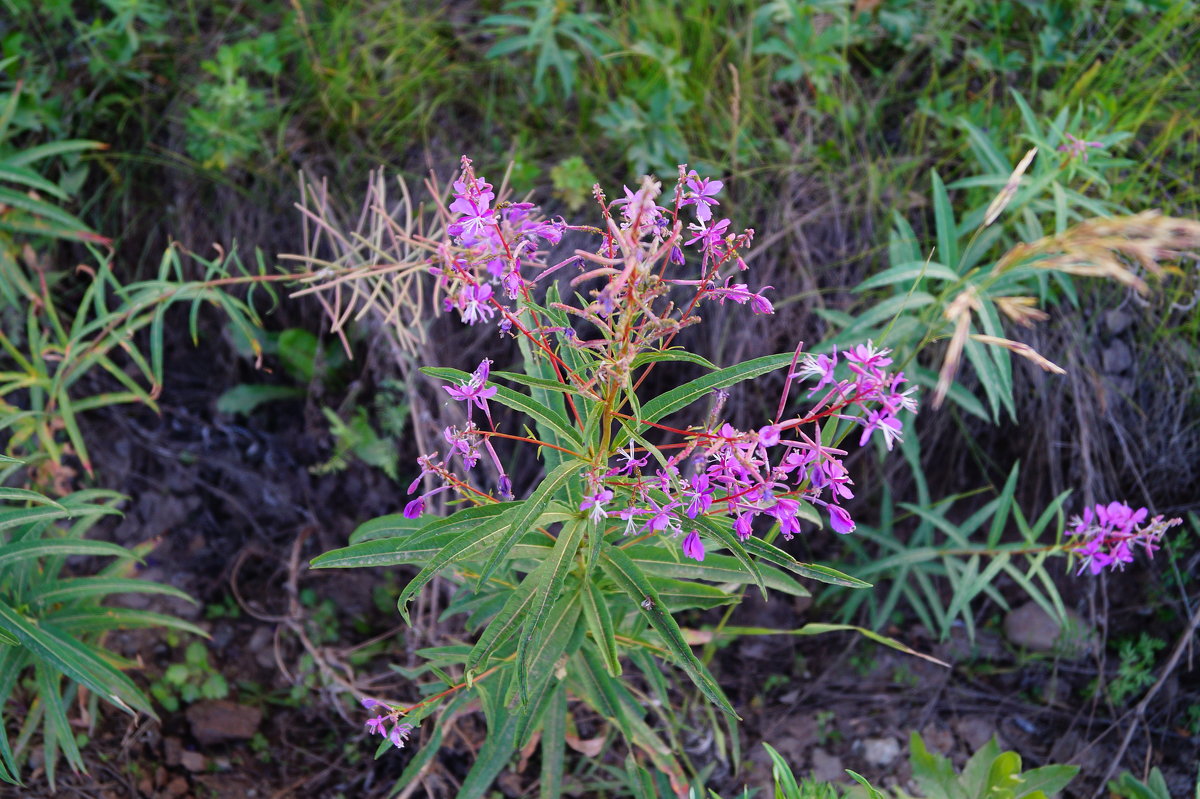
[600,543,738,718]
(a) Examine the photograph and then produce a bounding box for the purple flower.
[1058,133,1104,162]
[681,530,705,561]
[685,217,731,257]
[794,351,838,394]
[388,723,415,749]
[733,512,753,541]
[682,172,723,223]
[828,505,855,535]
[443,359,498,423]
[858,411,903,450]
[403,497,424,519]
[581,488,614,523]
[459,283,496,325]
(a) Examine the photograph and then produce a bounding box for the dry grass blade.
[280,170,448,355]
[933,287,980,409]
[983,146,1037,227]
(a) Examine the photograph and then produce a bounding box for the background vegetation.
[1,0,1198,796]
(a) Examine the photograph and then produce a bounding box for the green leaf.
[455,706,518,799]
[0,600,154,717]
[515,519,586,696]
[644,576,738,611]
[215,384,304,415]
[389,511,524,624]
[31,578,194,608]
[582,580,621,675]
[626,543,810,597]
[0,488,64,508]
[632,351,797,432]
[0,538,137,569]
[476,460,580,589]
[46,608,209,638]
[740,537,871,588]
[689,515,766,599]
[538,684,568,799]
[600,543,738,718]
[514,594,582,738]
[931,170,960,269]
[854,260,960,292]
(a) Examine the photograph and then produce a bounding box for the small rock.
[1102,339,1133,374]
[953,716,999,752]
[164,776,189,797]
[810,747,844,782]
[247,626,276,670]
[186,700,263,746]
[920,724,955,754]
[862,737,901,767]
[181,750,207,772]
[1003,601,1095,657]
[1104,309,1133,335]
[163,736,183,767]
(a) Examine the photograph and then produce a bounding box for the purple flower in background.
[403,497,424,519]
[1058,133,1104,162]
[681,530,705,561]
[1070,500,1180,575]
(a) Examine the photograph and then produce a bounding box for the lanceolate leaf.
[690,514,766,600]
[631,351,796,434]
[422,366,584,449]
[0,538,137,569]
[740,537,872,588]
[0,600,154,717]
[515,519,586,696]
[476,460,580,588]
[600,543,738,718]
[625,544,810,597]
[582,580,621,676]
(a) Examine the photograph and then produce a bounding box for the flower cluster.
[406,157,917,562]
[589,341,916,562]
[1057,132,1105,162]
[361,698,414,749]
[1069,501,1181,575]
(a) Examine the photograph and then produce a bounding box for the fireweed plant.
[312,159,924,789]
